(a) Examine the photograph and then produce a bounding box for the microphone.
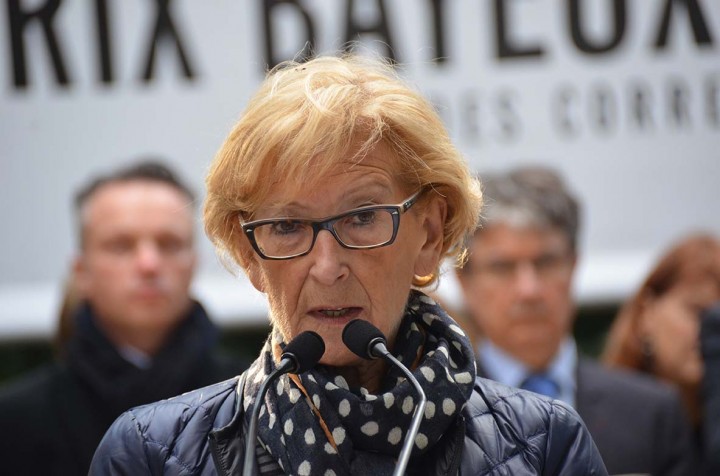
[243,331,325,476]
[342,319,427,476]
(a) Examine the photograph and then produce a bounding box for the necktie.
[520,373,560,399]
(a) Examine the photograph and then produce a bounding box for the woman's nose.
[307,230,349,285]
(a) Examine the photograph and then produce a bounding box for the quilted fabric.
[90,376,607,475]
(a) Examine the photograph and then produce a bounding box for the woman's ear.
[413,197,447,278]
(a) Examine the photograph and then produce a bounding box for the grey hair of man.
[73,160,196,249]
[475,165,581,253]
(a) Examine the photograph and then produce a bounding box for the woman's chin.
[318,348,364,368]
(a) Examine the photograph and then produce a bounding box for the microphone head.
[281,331,325,373]
[342,319,387,360]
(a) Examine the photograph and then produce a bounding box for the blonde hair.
[204,55,481,286]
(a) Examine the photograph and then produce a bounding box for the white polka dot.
[334,376,349,390]
[449,324,466,336]
[438,346,449,358]
[332,427,346,445]
[365,393,377,401]
[402,396,414,414]
[388,427,403,445]
[452,340,463,351]
[298,461,311,476]
[280,435,285,446]
[420,295,436,305]
[308,374,317,383]
[383,393,395,408]
[338,399,350,417]
[361,421,379,436]
[289,388,301,403]
[410,322,419,332]
[445,368,455,382]
[443,398,457,415]
[455,371,473,384]
[312,394,321,409]
[422,313,436,326]
[324,442,337,454]
[325,382,337,391]
[420,367,435,382]
[276,380,284,396]
[415,433,428,449]
[259,405,266,418]
[284,419,294,435]
[324,471,337,476]
[304,428,316,445]
[424,401,436,419]
[268,413,276,429]
[449,356,458,369]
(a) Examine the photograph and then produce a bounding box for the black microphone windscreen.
[281,331,325,373]
[342,319,385,360]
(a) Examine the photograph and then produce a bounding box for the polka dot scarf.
[242,290,477,476]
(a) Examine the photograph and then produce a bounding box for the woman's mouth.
[311,307,362,320]
[321,309,349,317]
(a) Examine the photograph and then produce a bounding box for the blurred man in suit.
[456,165,695,475]
[0,161,245,475]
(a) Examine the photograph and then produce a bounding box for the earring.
[413,273,435,287]
[640,335,655,372]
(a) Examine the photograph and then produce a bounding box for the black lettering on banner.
[494,0,544,59]
[428,0,447,64]
[569,0,626,54]
[7,0,69,88]
[707,75,720,127]
[342,0,397,62]
[628,81,655,130]
[668,78,691,127]
[95,0,112,83]
[654,0,713,48]
[553,86,580,137]
[459,90,480,143]
[496,91,520,140]
[589,84,617,133]
[141,0,195,82]
[263,0,316,70]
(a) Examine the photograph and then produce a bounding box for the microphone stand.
[371,342,428,476]
[342,320,427,476]
[242,359,294,475]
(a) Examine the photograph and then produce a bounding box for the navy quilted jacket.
[90,375,607,475]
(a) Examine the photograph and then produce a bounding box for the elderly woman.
[91,56,605,475]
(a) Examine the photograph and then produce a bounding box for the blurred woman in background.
[603,233,720,474]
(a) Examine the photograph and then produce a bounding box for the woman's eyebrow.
[259,184,395,218]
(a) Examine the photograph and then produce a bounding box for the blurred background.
[2,0,719,381]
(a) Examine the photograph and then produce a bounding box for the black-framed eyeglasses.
[241,189,424,260]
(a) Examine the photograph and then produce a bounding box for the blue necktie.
[520,373,560,399]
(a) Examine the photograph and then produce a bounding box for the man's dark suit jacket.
[478,356,696,476]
